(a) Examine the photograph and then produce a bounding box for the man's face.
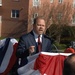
[33,19,46,35]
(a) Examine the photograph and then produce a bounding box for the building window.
[72,14,75,24]
[58,0,63,3]
[73,0,75,8]
[0,0,2,6]
[33,13,38,18]
[57,13,62,20]
[31,13,38,24]
[11,10,20,18]
[73,3,75,8]
[50,0,53,3]
[33,0,40,6]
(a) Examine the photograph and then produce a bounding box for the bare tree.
[45,2,73,43]
[28,2,74,43]
[10,1,74,41]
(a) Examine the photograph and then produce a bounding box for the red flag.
[17,52,72,75]
[0,38,18,75]
[34,52,72,75]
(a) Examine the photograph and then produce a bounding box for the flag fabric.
[18,53,41,75]
[34,52,72,75]
[0,38,10,66]
[18,52,72,75]
[0,38,18,75]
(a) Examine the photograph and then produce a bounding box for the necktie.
[38,35,42,52]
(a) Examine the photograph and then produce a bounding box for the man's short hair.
[63,53,75,75]
[33,16,45,25]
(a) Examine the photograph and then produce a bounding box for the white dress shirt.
[33,31,42,44]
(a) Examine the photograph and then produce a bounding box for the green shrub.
[54,42,67,50]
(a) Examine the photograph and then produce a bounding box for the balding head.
[33,16,45,25]
[33,16,46,35]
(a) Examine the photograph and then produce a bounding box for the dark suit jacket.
[16,31,52,66]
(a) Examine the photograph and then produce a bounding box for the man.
[16,16,52,67]
[63,53,75,75]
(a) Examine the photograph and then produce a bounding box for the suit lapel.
[30,31,38,52]
[30,31,36,45]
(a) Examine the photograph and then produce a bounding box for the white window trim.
[58,0,63,3]
[50,0,53,3]
[0,0,2,6]
[72,15,75,24]
[11,10,19,18]
[33,13,38,18]
[73,2,75,8]
[33,0,40,7]
[31,13,38,24]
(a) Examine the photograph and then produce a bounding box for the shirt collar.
[33,31,42,38]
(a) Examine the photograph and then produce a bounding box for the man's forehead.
[36,18,45,23]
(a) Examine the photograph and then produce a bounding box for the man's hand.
[29,46,35,55]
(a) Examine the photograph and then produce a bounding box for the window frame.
[31,13,38,24]
[0,0,2,6]
[11,10,20,18]
[33,0,40,7]
[73,0,75,8]
[50,0,54,3]
[72,14,75,24]
[58,0,63,3]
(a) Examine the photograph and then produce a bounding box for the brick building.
[0,0,29,38]
[0,0,75,38]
